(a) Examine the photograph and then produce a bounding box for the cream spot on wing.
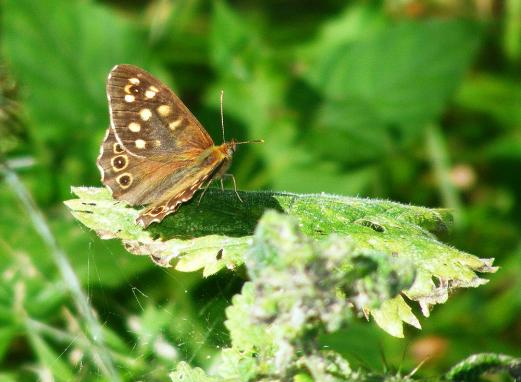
[154,140,161,147]
[145,89,157,99]
[135,139,146,149]
[125,94,135,103]
[140,108,152,121]
[169,119,182,131]
[124,84,133,94]
[128,122,141,132]
[129,78,140,85]
[157,105,171,116]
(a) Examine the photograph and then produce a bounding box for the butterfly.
[96,64,261,228]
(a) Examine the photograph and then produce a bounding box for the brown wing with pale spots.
[107,64,214,157]
[98,127,227,226]
[96,128,207,205]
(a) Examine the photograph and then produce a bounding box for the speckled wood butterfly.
[97,64,261,228]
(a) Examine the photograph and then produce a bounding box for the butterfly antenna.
[220,89,265,146]
[220,90,225,143]
[234,139,265,145]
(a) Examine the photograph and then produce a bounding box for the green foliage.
[224,211,408,379]
[66,186,495,337]
[171,211,404,380]
[446,353,521,381]
[304,18,480,163]
[170,362,218,382]
[1,0,521,380]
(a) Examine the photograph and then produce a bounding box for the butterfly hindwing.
[107,64,214,157]
[136,168,216,228]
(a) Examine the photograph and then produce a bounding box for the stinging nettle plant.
[65,186,521,381]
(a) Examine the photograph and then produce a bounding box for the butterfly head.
[226,139,238,156]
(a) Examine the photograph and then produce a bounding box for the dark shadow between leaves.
[147,188,284,241]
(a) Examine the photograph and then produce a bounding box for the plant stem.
[0,164,121,382]
[504,0,521,64]
[425,123,464,226]
[26,318,140,369]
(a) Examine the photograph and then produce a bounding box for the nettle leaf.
[169,361,217,382]
[66,186,495,336]
[308,19,480,124]
[446,353,521,382]
[456,74,521,127]
[371,295,421,338]
[64,187,255,276]
[222,211,409,377]
[302,19,481,164]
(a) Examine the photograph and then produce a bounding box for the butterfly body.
[97,64,239,228]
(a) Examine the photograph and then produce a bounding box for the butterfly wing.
[96,127,219,204]
[107,64,214,157]
[97,128,227,227]
[100,64,231,228]
[136,164,219,228]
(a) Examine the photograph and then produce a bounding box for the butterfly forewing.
[99,64,233,228]
[107,64,214,157]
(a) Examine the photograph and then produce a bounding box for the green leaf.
[0,373,18,382]
[0,188,70,325]
[169,361,218,382]
[371,295,421,338]
[210,1,258,76]
[224,282,274,354]
[307,19,480,125]
[446,353,521,382]
[299,4,388,58]
[64,187,254,276]
[214,348,258,382]
[296,352,352,382]
[0,327,15,362]
[456,74,521,127]
[302,19,481,164]
[65,186,496,332]
[223,211,407,377]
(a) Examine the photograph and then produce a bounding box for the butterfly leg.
[197,179,214,206]
[220,178,224,191]
[223,173,243,203]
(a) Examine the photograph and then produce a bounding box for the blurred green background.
[1,0,521,380]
